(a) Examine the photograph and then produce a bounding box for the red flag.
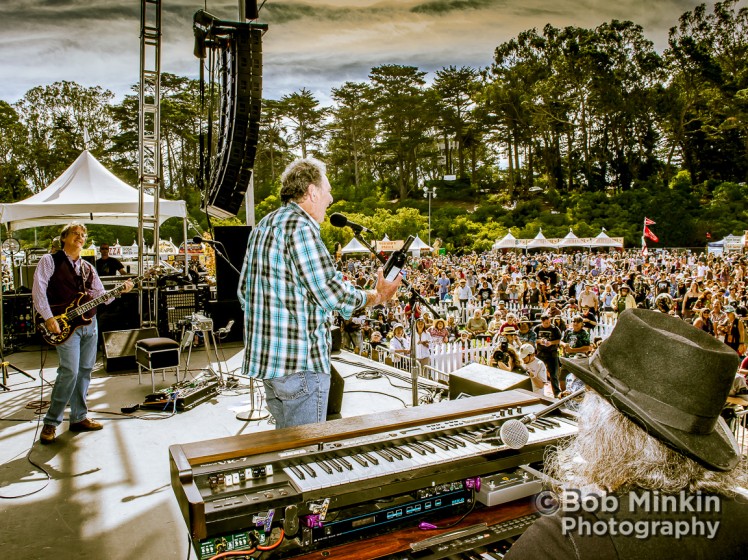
[644,217,656,226]
[643,226,659,242]
[706,232,712,240]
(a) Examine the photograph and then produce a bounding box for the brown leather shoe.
[40,424,56,444]
[69,418,103,432]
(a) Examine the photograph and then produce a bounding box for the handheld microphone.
[329,213,372,235]
[193,235,218,246]
[484,388,585,449]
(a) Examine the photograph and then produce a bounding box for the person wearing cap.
[505,309,748,559]
[95,243,126,276]
[611,284,636,316]
[533,313,562,397]
[519,343,547,395]
[388,323,410,356]
[455,278,472,310]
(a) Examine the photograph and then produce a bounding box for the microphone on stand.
[329,213,372,235]
[483,388,586,449]
[193,235,219,246]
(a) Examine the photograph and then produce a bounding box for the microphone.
[193,235,218,246]
[329,213,372,234]
[484,388,586,449]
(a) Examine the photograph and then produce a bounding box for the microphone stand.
[352,231,443,407]
[206,241,267,422]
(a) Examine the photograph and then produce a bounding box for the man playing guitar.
[32,221,133,445]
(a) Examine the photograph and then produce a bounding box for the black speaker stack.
[208,225,252,343]
[194,10,265,219]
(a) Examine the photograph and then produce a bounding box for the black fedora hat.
[561,308,740,472]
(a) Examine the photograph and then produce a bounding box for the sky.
[0,0,721,105]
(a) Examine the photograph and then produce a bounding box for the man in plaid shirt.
[238,158,401,429]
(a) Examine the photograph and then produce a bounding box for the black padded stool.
[135,337,181,392]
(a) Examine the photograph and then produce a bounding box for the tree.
[277,88,328,158]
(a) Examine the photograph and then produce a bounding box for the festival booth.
[0,150,189,351]
[408,235,432,255]
[591,228,623,249]
[526,228,555,251]
[707,234,745,255]
[340,237,369,255]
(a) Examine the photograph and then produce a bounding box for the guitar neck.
[67,276,143,320]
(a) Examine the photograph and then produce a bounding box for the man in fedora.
[506,309,748,559]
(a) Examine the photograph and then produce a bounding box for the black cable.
[0,345,52,499]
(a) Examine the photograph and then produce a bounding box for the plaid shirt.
[238,202,366,379]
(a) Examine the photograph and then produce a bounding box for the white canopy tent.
[0,151,187,230]
[408,235,432,253]
[591,228,623,248]
[527,228,555,250]
[493,231,519,250]
[340,237,369,254]
[557,228,582,248]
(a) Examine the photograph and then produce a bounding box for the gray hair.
[546,391,747,497]
[280,158,327,203]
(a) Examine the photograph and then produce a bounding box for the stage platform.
[0,344,445,560]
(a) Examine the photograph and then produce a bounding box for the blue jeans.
[263,370,331,429]
[44,320,98,427]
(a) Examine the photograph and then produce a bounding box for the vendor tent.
[591,228,623,248]
[527,228,555,250]
[0,150,187,230]
[340,237,369,254]
[493,231,519,250]
[557,228,582,248]
[408,235,432,253]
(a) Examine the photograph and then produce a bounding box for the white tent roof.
[340,237,369,254]
[493,231,519,249]
[408,235,432,252]
[591,228,623,248]
[527,228,555,249]
[0,150,187,230]
[557,228,584,248]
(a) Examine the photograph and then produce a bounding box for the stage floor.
[0,342,441,560]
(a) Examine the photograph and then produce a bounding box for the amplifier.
[2,293,36,336]
[159,285,210,337]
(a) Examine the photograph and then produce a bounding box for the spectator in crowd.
[681,280,701,320]
[428,318,450,344]
[611,284,636,316]
[490,335,522,372]
[413,317,432,366]
[455,278,472,309]
[389,323,409,356]
[692,307,715,335]
[519,343,548,395]
[579,283,598,312]
[517,316,537,347]
[466,308,489,338]
[720,306,745,355]
[533,313,563,397]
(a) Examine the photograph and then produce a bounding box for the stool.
[135,337,181,392]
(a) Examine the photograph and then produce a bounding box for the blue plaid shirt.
[238,202,366,379]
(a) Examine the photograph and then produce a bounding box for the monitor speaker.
[103,327,160,372]
[448,362,532,399]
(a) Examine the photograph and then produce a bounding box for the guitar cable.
[0,343,52,499]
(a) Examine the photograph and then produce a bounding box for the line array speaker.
[205,26,263,218]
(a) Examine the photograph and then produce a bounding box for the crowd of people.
[338,247,748,399]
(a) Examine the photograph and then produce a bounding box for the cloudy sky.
[0,0,716,104]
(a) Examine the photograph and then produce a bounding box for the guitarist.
[32,222,133,445]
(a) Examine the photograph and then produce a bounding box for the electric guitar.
[37,269,154,346]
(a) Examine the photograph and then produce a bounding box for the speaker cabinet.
[448,362,532,399]
[326,364,345,420]
[205,26,263,218]
[214,225,252,301]
[102,327,160,373]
